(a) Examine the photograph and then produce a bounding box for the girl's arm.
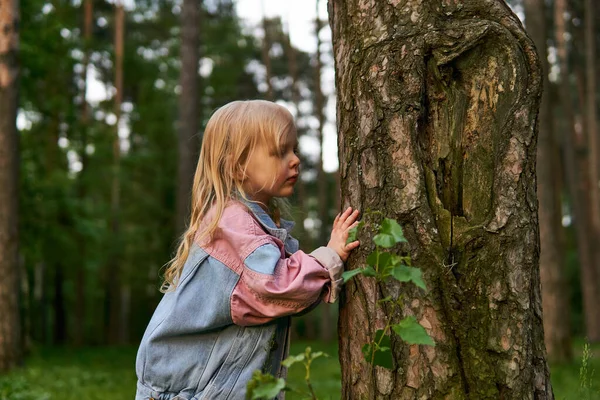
[231,207,360,326]
[231,243,342,326]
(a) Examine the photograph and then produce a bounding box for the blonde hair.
[161,100,296,292]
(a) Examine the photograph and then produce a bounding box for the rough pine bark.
[329,0,553,398]
[0,0,21,371]
[524,0,572,362]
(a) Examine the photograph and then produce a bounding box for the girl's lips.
[286,176,298,182]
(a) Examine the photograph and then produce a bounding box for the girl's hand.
[327,207,360,262]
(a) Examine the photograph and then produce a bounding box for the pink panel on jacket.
[195,200,332,326]
[231,250,330,326]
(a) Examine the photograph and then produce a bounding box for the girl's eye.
[293,146,300,155]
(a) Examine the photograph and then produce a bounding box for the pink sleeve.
[231,239,344,326]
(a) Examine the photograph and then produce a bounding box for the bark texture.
[329,0,553,398]
[523,0,571,362]
[0,0,21,371]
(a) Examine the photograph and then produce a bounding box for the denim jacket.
[135,198,343,400]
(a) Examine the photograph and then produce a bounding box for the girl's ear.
[225,154,245,181]
[235,166,245,181]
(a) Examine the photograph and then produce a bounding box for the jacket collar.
[238,197,295,242]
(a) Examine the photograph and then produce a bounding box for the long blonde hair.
[161,100,296,291]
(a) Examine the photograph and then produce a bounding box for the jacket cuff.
[310,246,344,303]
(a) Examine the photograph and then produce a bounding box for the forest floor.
[0,340,598,399]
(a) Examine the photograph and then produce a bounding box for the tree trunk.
[583,0,600,343]
[555,0,600,344]
[53,265,66,344]
[108,0,124,344]
[573,41,600,342]
[176,0,201,235]
[314,0,333,343]
[524,0,572,362]
[329,0,553,398]
[75,0,93,347]
[261,17,274,101]
[284,29,310,248]
[584,0,600,262]
[0,0,21,371]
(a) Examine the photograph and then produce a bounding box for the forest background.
[1,0,600,398]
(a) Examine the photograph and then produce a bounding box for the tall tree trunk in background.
[284,30,310,248]
[583,1,600,339]
[261,17,273,101]
[330,0,553,398]
[108,0,124,344]
[556,0,600,344]
[0,0,21,372]
[314,0,332,342]
[176,0,201,235]
[75,0,93,347]
[524,0,572,362]
[285,28,317,340]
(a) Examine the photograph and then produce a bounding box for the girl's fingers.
[345,240,360,250]
[335,207,352,228]
[342,210,360,230]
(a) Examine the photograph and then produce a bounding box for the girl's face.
[241,128,300,207]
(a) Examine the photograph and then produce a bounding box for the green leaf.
[309,351,329,361]
[373,233,395,248]
[361,343,372,361]
[282,354,305,368]
[246,370,286,400]
[341,268,363,283]
[366,250,379,267]
[380,218,407,243]
[392,316,435,346]
[346,220,363,244]
[390,265,427,290]
[346,226,358,244]
[342,266,377,282]
[362,330,394,369]
[362,265,377,277]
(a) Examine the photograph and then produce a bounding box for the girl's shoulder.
[212,200,264,234]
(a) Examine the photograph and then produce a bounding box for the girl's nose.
[290,153,300,169]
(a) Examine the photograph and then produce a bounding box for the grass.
[0,340,598,399]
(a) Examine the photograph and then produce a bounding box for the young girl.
[135,100,360,400]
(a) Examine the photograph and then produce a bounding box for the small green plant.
[577,342,597,400]
[247,215,434,398]
[343,216,434,370]
[281,346,328,399]
[245,370,286,400]
[246,347,328,400]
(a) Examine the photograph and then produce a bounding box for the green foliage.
[346,221,364,244]
[576,342,597,399]
[245,371,286,400]
[392,316,435,346]
[389,265,427,290]
[0,341,596,400]
[247,346,329,400]
[362,330,393,369]
[344,215,434,370]
[0,377,49,400]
